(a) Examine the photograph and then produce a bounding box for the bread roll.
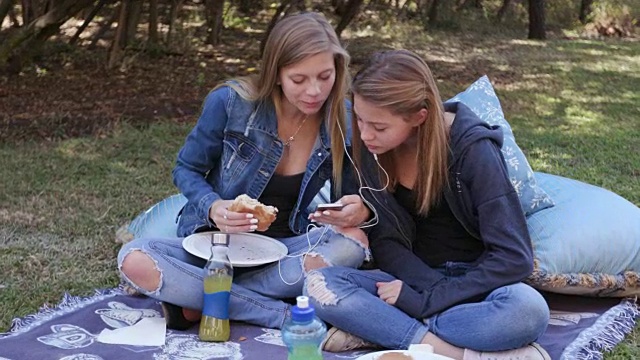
[228,194,278,231]
[376,353,414,360]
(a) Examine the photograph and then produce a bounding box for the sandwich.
[228,194,278,232]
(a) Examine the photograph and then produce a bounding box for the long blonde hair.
[215,12,350,193]
[352,50,449,215]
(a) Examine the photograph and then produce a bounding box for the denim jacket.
[173,84,355,237]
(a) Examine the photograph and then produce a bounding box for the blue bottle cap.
[291,296,314,322]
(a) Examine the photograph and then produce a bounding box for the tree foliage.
[0,0,637,74]
[0,0,96,72]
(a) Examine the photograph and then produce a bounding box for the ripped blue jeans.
[305,264,549,352]
[117,226,368,329]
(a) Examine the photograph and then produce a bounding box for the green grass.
[0,122,190,327]
[1,20,639,358]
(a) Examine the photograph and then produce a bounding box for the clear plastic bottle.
[199,233,233,342]
[281,295,326,360]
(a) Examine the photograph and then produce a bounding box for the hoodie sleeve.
[370,229,448,312]
[375,139,534,319]
[172,87,231,226]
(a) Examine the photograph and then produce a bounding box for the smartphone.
[315,202,345,212]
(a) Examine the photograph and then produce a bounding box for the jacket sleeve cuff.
[199,192,221,227]
[395,284,426,319]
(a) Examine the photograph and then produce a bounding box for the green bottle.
[282,296,326,360]
[199,233,233,342]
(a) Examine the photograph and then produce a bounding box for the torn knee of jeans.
[332,226,372,262]
[363,248,372,262]
[119,248,163,295]
[306,270,338,306]
[333,226,369,248]
[303,252,331,273]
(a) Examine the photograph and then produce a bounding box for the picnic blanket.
[0,287,638,360]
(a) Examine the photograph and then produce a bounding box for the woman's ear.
[410,108,428,127]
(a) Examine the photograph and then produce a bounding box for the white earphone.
[336,118,389,229]
[276,110,390,285]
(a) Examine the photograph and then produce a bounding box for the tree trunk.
[166,0,184,47]
[21,0,34,24]
[260,0,303,55]
[496,0,511,22]
[427,0,440,27]
[335,0,363,38]
[528,0,545,39]
[116,0,130,48]
[23,0,48,21]
[69,0,109,45]
[418,0,428,27]
[333,0,346,15]
[79,4,92,20]
[148,0,158,44]
[108,0,129,69]
[203,0,224,45]
[43,0,53,14]
[237,0,259,15]
[0,0,14,27]
[0,0,96,72]
[579,0,593,24]
[125,0,143,45]
[8,4,19,26]
[89,8,117,49]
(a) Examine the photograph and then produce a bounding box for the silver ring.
[223,209,228,220]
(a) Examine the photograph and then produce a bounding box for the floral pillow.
[445,76,554,216]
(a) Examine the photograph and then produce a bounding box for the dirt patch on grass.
[0,27,263,143]
[0,209,46,227]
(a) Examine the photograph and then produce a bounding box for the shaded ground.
[0,26,263,143]
[0,20,525,143]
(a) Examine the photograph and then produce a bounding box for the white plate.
[182,232,288,267]
[355,350,455,360]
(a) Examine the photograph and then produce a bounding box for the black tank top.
[394,185,484,266]
[258,172,305,238]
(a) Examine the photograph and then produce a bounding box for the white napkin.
[97,317,166,346]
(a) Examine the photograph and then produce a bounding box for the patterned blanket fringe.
[561,298,640,360]
[0,286,126,339]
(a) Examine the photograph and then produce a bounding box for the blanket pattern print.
[0,287,638,360]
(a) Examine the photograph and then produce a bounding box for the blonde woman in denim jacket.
[117,13,371,331]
